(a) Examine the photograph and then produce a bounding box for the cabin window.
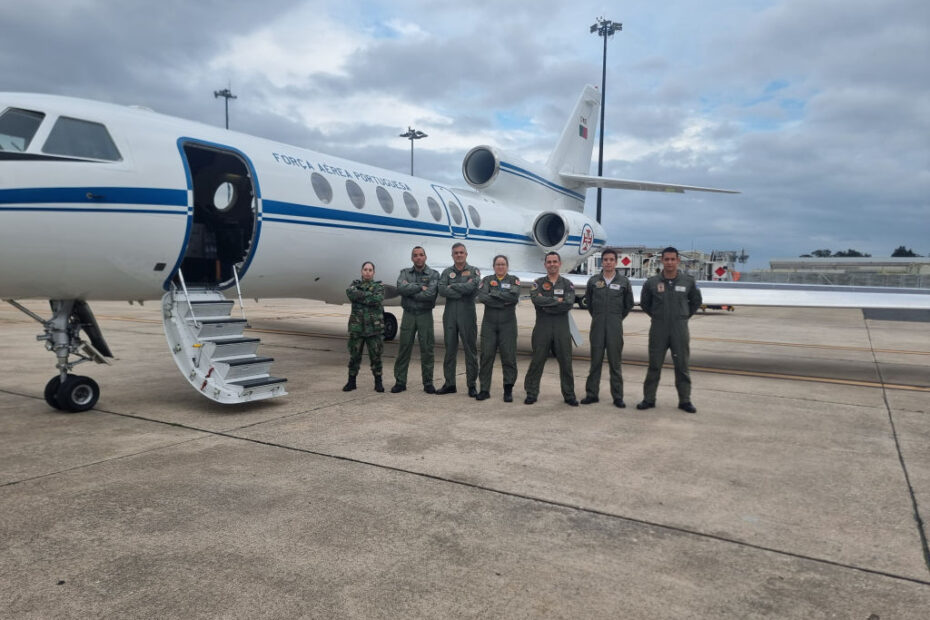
[0,108,45,151]
[311,172,333,204]
[346,180,365,209]
[449,202,463,225]
[403,191,419,218]
[42,116,121,160]
[467,205,481,228]
[376,186,394,213]
[427,197,442,221]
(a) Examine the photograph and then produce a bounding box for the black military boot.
[374,376,384,393]
[342,375,357,392]
[503,384,514,403]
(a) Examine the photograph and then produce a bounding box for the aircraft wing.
[677,280,930,310]
[513,272,930,309]
[559,172,740,194]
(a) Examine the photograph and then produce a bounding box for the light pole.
[399,127,427,176]
[590,17,621,224]
[214,87,237,129]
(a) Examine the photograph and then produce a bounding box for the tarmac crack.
[864,318,930,577]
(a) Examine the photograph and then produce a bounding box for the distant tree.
[799,254,812,257]
[810,249,832,257]
[891,246,921,257]
[833,249,871,257]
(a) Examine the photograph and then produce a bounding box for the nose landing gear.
[5,299,112,413]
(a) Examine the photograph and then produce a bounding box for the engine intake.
[462,146,500,189]
[531,210,605,261]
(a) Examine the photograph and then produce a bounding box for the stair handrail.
[176,269,200,327]
[232,264,248,322]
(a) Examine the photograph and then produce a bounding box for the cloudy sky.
[3,0,928,269]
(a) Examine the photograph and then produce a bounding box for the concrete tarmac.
[1,299,928,618]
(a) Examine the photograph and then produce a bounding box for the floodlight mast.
[399,127,428,176]
[590,17,621,224]
[213,88,237,130]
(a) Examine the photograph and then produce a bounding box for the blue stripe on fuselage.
[499,162,585,202]
[0,186,188,207]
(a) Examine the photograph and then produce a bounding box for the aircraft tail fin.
[545,85,601,183]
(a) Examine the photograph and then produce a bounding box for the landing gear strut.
[5,299,112,413]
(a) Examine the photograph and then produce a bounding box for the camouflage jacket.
[346,279,385,337]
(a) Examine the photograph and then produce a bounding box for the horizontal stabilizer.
[559,172,740,194]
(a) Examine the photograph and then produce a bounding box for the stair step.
[228,376,288,389]
[225,356,274,367]
[192,318,247,325]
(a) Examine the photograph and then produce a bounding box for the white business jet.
[1,85,927,411]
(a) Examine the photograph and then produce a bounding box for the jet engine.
[462,145,569,207]
[531,210,605,262]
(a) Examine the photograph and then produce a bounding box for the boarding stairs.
[161,271,287,404]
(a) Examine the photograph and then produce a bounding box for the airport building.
[743,257,930,288]
[578,250,930,289]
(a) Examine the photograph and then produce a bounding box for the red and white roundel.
[579,223,594,255]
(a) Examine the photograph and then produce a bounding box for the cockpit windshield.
[0,107,45,152]
[43,116,122,161]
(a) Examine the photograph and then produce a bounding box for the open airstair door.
[178,142,259,287]
[162,288,287,404]
[160,143,286,404]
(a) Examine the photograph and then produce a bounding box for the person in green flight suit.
[476,254,521,402]
[343,261,385,392]
[437,243,480,397]
[581,248,634,408]
[391,246,439,394]
[636,246,703,414]
[523,251,578,406]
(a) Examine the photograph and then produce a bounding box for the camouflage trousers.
[348,333,383,377]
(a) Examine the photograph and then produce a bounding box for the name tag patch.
[501,283,511,289]
[554,289,564,295]
[675,285,686,292]
[609,283,621,290]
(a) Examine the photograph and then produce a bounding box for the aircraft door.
[174,142,262,289]
[432,185,469,238]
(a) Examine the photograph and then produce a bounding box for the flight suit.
[438,263,480,390]
[345,279,385,378]
[523,275,576,401]
[393,265,439,387]
[640,271,702,404]
[584,271,634,401]
[477,273,521,393]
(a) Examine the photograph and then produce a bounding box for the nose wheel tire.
[383,312,398,341]
[53,375,100,413]
[44,376,63,410]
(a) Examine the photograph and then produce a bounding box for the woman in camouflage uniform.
[343,261,385,392]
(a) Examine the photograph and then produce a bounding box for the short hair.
[545,251,561,262]
[492,254,509,266]
[661,246,679,257]
[361,261,375,271]
[451,242,466,252]
[411,246,426,256]
[601,248,618,260]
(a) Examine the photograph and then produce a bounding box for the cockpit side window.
[0,108,45,152]
[42,116,122,161]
